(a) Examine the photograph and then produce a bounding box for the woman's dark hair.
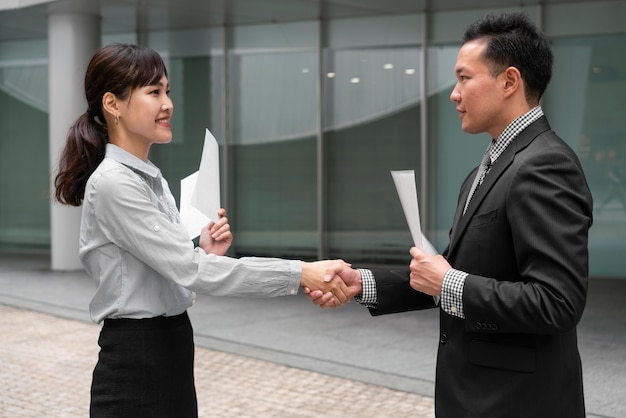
[54,43,168,206]
[462,11,553,105]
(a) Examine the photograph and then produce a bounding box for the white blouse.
[79,144,301,323]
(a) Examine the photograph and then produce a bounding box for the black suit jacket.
[368,117,592,417]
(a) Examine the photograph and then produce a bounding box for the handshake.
[300,246,450,308]
[300,260,362,309]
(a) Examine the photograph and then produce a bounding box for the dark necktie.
[463,152,492,215]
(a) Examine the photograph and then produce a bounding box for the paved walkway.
[1,251,626,417]
[0,304,434,417]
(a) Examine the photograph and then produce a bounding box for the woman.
[54,43,349,417]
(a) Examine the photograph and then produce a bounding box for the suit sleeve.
[367,269,437,316]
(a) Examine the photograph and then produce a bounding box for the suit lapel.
[450,168,475,239]
[447,116,551,258]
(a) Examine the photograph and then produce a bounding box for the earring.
[115,114,119,126]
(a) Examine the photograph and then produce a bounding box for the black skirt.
[90,311,198,418]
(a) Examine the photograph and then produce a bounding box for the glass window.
[0,39,49,250]
[325,46,422,265]
[545,34,626,278]
[228,23,319,259]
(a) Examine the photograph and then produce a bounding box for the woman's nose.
[162,98,173,112]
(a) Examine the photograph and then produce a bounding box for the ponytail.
[54,112,108,206]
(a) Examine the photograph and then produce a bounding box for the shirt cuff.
[441,268,467,318]
[287,259,302,295]
[354,268,377,309]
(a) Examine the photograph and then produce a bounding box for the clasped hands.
[301,260,362,307]
[304,246,452,308]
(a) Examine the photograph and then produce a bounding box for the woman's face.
[117,74,174,155]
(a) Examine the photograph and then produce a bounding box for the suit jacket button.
[440,333,448,344]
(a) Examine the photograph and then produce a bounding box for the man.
[309,11,592,417]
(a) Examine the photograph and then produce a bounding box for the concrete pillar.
[48,1,100,270]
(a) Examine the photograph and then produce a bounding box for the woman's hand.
[199,208,233,256]
[300,259,355,306]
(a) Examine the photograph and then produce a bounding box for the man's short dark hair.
[463,11,553,104]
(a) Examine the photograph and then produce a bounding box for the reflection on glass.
[230,50,319,259]
[546,35,626,278]
[325,46,422,265]
[0,40,49,249]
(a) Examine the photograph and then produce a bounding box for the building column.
[48,1,100,270]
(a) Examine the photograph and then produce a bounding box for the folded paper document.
[391,170,439,303]
[180,129,221,239]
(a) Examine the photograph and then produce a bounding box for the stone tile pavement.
[0,304,435,417]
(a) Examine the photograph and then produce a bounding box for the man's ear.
[502,66,522,98]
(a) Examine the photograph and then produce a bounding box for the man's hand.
[304,261,363,309]
[199,208,233,256]
[300,260,354,305]
[409,246,450,296]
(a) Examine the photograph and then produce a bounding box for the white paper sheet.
[180,129,221,240]
[192,129,221,221]
[180,172,210,239]
[391,170,423,249]
[390,170,440,303]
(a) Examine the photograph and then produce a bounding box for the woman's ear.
[101,92,119,124]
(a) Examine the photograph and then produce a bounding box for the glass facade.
[0,3,624,277]
[325,45,422,264]
[229,22,319,259]
[0,39,49,250]
[545,34,626,277]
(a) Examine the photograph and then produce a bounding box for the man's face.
[450,40,507,139]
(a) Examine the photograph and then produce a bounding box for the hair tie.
[87,108,105,126]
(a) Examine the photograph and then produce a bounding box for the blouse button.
[153,225,161,232]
